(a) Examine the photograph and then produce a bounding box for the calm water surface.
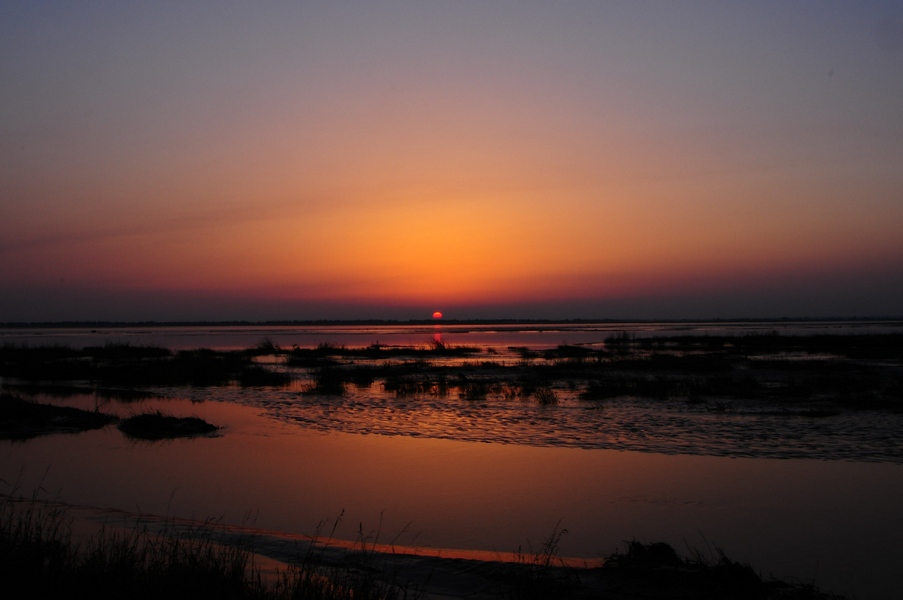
[2,322,902,599]
[3,319,902,350]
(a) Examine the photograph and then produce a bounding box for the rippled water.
[169,381,903,463]
[4,321,903,599]
[4,321,901,462]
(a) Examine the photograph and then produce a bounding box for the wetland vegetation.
[0,493,845,600]
[3,333,901,409]
[0,393,219,442]
[0,394,116,440]
[2,328,897,597]
[2,331,900,458]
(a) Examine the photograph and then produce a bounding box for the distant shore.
[2,316,902,329]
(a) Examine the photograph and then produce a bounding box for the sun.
[432,311,443,320]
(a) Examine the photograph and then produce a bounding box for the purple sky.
[2,2,902,321]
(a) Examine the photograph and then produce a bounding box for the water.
[2,319,901,350]
[2,321,903,598]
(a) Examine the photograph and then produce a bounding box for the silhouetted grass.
[247,337,281,356]
[0,394,116,440]
[0,344,293,388]
[540,344,598,360]
[117,412,219,440]
[383,374,449,397]
[458,380,491,401]
[605,332,903,360]
[598,540,845,600]
[302,368,347,396]
[499,524,578,599]
[497,533,846,600]
[287,342,480,365]
[0,342,81,363]
[238,365,292,387]
[0,342,95,381]
[1,492,850,600]
[0,382,97,398]
[533,387,558,406]
[0,495,415,600]
[4,334,901,413]
[83,342,172,360]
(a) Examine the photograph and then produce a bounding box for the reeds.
[0,494,259,599]
[302,367,347,396]
[499,524,579,600]
[0,494,847,600]
[0,494,417,600]
[4,333,901,414]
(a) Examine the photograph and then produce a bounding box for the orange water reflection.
[2,398,902,599]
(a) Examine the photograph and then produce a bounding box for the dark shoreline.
[2,316,902,329]
[2,493,847,600]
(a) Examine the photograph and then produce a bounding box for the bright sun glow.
[432,311,443,320]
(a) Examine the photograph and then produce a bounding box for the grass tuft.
[0,495,420,600]
[117,412,219,440]
[0,393,116,440]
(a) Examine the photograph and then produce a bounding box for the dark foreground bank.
[1,495,845,600]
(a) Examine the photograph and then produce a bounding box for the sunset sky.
[2,1,902,321]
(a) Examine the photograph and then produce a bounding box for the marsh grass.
[383,374,449,397]
[287,342,480,365]
[499,524,580,600]
[0,493,261,600]
[0,494,421,600]
[0,393,116,440]
[458,380,491,401]
[0,343,294,388]
[614,540,766,597]
[532,387,558,406]
[250,338,281,356]
[4,334,901,414]
[117,411,220,441]
[0,493,847,600]
[303,367,347,396]
[238,365,292,387]
[600,540,848,600]
[84,342,173,360]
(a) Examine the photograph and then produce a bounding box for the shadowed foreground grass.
[1,494,848,600]
[0,494,416,600]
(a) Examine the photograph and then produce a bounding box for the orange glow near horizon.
[7,188,902,314]
[3,3,903,320]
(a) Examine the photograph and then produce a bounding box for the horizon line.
[2,316,902,329]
